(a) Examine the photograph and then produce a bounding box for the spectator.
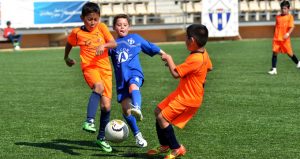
[3,21,22,50]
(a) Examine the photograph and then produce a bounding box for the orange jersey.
[273,14,294,41]
[172,50,212,107]
[68,23,114,70]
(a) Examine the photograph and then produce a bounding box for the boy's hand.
[161,53,170,61]
[96,45,105,56]
[64,57,76,67]
[161,53,170,66]
[283,33,290,39]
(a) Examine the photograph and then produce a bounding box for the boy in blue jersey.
[109,14,166,148]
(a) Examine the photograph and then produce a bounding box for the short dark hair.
[81,2,100,17]
[6,21,11,26]
[113,14,130,27]
[280,0,290,9]
[186,24,208,47]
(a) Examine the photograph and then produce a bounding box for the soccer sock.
[97,110,110,140]
[290,55,299,64]
[86,92,101,122]
[156,121,169,146]
[131,90,141,109]
[123,114,139,136]
[272,55,277,68]
[162,124,180,149]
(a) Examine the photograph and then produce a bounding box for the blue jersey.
[109,33,161,90]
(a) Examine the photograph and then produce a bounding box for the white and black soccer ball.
[105,119,129,143]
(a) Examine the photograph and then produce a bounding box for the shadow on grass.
[15,139,162,158]
[93,152,164,159]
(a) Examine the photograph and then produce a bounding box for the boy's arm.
[162,54,180,78]
[64,42,76,67]
[96,40,117,56]
[284,27,294,39]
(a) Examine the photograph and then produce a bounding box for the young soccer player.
[109,14,166,148]
[268,0,300,75]
[147,24,212,159]
[64,2,117,152]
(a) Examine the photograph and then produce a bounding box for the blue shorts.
[117,76,144,103]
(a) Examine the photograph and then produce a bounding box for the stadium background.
[0,0,300,49]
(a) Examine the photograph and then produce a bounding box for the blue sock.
[131,90,141,109]
[97,110,110,140]
[86,92,101,122]
[123,114,139,136]
[162,124,180,149]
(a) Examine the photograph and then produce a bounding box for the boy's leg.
[83,91,101,133]
[96,96,112,152]
[158,116,186,158]
[268,53,277,75]
[288,53,300,68]
[147,120,170,155]
[130,89,143,121]
[123,114,139,135]
[7,35,14,45]
[129,77,143,121]
[121,99,147,147]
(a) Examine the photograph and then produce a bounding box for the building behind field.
[1,0,300,49]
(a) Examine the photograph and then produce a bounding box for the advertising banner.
[0,0,87,28]
[34,1,84,24]
[201,0,239,37]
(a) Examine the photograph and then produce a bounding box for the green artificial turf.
[0,39,299,158]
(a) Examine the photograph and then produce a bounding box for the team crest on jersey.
[208,1,231,31]
[117,48,129,63]
[127,38,135,45]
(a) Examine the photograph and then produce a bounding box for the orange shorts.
[83,66,112,99]
[272,40,293,56]
[158,95,200,129]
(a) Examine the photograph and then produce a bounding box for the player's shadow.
[15,139,153,157]
[15,139,97,156]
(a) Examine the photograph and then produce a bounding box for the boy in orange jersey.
[64,2,117,152]
[147,24,212,159]
[268,0,300,75]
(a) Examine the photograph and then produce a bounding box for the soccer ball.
[105,119,129,143]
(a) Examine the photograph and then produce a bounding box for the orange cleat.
[164,145,186,159]
[147,145,170,155]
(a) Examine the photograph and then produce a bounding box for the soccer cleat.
[147,145,170,155]
[268,68,277,75]
[96,139,112,152]
[82,121,96,133]
[135,132,147,148]
[164,145,186,159]
[130,104,143,121]
[297,62,300,68]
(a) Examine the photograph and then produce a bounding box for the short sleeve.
[288,15,294,28]
[99,23,114,42]
[67,29,78,46]
[176,56,201,77]
[206,54,213,70]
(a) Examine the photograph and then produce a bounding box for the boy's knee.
[129,84,139,92]
[154,107,160,117]
[93,83,104,94]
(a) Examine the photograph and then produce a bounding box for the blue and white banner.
[34,1,84,24]
[202,0,239,37]
[0,0,87,28]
